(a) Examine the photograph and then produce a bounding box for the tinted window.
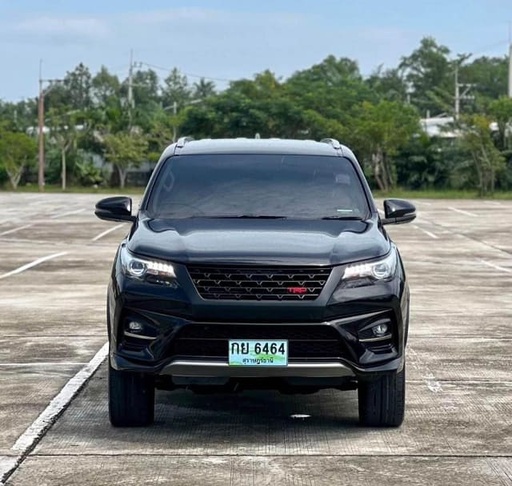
[147,154,369,219]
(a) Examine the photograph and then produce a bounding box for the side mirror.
[381,199,416,225]
[95,196,136,223]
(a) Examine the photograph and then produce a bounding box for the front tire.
[108,362,155,427]
[358,364,405,427]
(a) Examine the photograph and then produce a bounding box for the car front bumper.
[108,257,409,383]
[110,308,407,381]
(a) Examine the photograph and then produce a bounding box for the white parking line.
[92,224,125,242]
[0,458,17,485]
[0,343,108,483]
[50,208,86,219]
[0,224,33,236]
[479,259,512,274]
[0,252,68,280]
[412,225,439,239]
[448,207,477,217]
[483,201,503,207]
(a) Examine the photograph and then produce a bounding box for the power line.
[469,39,509,57]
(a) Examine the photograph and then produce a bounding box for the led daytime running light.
[121,246,176,279]
[146,260,176,277]
[342,251,396,281]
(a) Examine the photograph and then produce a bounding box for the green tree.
[147,108,177,160]
[132,69,160,105]
[130,69,163,132]
[0,99,37,132]
[45,63,93,112]
[395,135,451,189]
[162,68,192,110]
[46,109,84,190]
[91,66,121,106]
[288,55,362,85]
[366,66,409,102]
[0,130,37,189]
[286,56,375,126]
[489,97,512,149]
[460,114,505,195]
[399,37,453,115]
[461,56,508,109]
[103,131,148,188]
[193,78,216,99]
[353,101,420,191]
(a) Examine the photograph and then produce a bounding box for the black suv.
[96,138,415,428]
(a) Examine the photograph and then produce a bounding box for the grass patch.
[373,189,512,200]
[2,185,511,200]
[0,184,145,195]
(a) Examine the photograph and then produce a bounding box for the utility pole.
[454,64,460,120]
[172,101,177,142]
[127,49,135,128]
[37,60,62,191]
[454,54,474,121]
[38,73,45,191]
[508,23,512,97]
[508,41,512,97]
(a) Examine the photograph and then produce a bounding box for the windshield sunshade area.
[147,154,370,220]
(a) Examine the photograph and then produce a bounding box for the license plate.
[228,340,288,366]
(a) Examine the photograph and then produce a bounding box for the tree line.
[1,36,512,195]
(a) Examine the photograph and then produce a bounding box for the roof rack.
[176,136,194,148]
[320,138,342,150]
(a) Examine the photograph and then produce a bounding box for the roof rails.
[320,138,342,150]
[176,136,194,148]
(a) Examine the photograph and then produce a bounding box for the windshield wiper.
[321,215,364,220]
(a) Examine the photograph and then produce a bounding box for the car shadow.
[40,368,382,456]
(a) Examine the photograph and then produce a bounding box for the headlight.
[341,251,397,287]
[120,246,177,286]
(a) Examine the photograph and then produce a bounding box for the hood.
[127,218,390,266]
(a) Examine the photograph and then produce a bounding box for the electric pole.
[172,101,177,142]
[38,73,45,191]
[454,54,474,121]
[508,42,512,97]
[454,64,460,120]
[508,23,512,97]
[37,61,62,191]
[128,49,135,128]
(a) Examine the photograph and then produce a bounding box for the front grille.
[187,265,331,301]
[171,324,344,359]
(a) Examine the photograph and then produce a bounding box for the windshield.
[146,154,370,219]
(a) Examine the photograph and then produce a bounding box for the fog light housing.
[357,317,393,343]
[372,323,389,337]
[128,321,143,333]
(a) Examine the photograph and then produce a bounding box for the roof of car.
[159,138,357,160]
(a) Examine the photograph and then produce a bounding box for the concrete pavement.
[0,194,511,485]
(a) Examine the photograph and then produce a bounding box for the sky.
[0,0,511,101]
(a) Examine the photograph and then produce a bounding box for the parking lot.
[0,193,511,485]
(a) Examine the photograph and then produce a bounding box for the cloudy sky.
[0,0,510,101]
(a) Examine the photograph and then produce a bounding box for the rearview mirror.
[381,199,416,225]
[95,196,136,223]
